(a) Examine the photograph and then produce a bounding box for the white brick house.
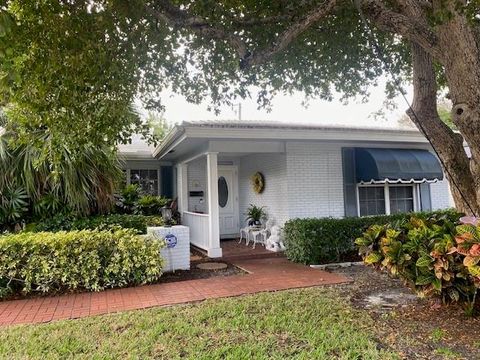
[120,120,455,258]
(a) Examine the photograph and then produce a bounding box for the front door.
[218,166,239,238]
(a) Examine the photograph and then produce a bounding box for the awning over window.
[355,148,444,184]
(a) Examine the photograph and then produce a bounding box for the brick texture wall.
[430,179,454,210]
[147,225,190,272]
[187,157,208,213]
[239,153,288,227]
[286,142,345,219]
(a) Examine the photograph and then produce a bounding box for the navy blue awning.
[355,148,444,183]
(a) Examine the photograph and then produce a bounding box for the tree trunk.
[407,43,480,215]
[434,10,480,215]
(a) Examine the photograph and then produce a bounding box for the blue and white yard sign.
[164,233,177,249]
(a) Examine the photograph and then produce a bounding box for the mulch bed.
[157,248,245,283]
[331,265,480,359]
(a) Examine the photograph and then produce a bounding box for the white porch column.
[206,152,222,258]
[176,163,188,214]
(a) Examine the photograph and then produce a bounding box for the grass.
[434,347,461,359]
[430,327,446,343]
[0,288,399,359]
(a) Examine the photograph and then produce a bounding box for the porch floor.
[219,239,285,262]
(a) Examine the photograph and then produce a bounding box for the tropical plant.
[0,130,123,225]
[0,184,28,231]
[115,184,142,214]
[245,204,267,226]
[355,212,480,306]
[135,195,169,216]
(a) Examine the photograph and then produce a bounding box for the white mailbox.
[147,225,190,272]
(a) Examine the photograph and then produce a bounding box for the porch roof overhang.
[153,120,432,162]
[355,148,444,184]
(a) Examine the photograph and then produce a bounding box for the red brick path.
[0,258,349,327]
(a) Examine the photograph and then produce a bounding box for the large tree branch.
[144,1,249,58]
[144,0,338,68]
[359,0,443,61]
[239,0,338,68]
[407,42,478,214]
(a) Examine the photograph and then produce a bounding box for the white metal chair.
[239,224,253,245]
[250,219,274,249]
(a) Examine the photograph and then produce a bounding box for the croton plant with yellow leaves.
[355,211,480,304]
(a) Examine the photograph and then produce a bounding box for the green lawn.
[0,288,398,359]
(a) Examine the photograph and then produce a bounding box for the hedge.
[0,229,164,299]
[29,214,164,234]
[356,212,480,305]
[283,209,461,265]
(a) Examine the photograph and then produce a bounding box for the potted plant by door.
[245,204,267,226]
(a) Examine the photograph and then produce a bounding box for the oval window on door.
[218,176,229,208]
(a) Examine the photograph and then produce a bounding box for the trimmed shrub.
[283,209,461,265]
[355,211,480,304]
[29,214,164,234]
[0,229,164,298]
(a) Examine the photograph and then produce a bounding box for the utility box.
[147,225,190,272]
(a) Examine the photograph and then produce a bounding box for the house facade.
[119,120,454,258]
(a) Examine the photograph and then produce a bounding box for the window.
[218,176,228,208]
[130,169,159,195]
[358,186,386,216]
[389,186,414,214]
[358,184,417,217]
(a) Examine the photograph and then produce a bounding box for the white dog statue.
[266,225,286,252]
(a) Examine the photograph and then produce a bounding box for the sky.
[153,80,415,129]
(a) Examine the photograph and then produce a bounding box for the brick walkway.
[0,258,350,327]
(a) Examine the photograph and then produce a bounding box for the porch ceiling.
[159,137,208,162]
[160,138,286,163]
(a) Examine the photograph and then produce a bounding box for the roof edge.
[153,124,186,158]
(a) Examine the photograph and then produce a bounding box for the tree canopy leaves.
[0,0,415,156]
[3,0,479,160]
[0,0,152,153]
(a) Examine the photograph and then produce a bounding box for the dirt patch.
[331,265,480,359]
[156,247,245,283]
[158,261,244,283]
[196,262,228,270]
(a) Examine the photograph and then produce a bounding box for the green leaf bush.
[0,229,164,298]
[29,214,164,234]
[135,195,169,216]
[283,209,460,265]
[114,184,170,216]
[354,211,480,303]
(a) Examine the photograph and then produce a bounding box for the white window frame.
[356,183,419,217]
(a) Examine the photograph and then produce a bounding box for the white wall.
[187,157,208,213]
[180,141,454,227]
[430,179,454,210]
[286,142,345,219]
[239,153,288,226]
